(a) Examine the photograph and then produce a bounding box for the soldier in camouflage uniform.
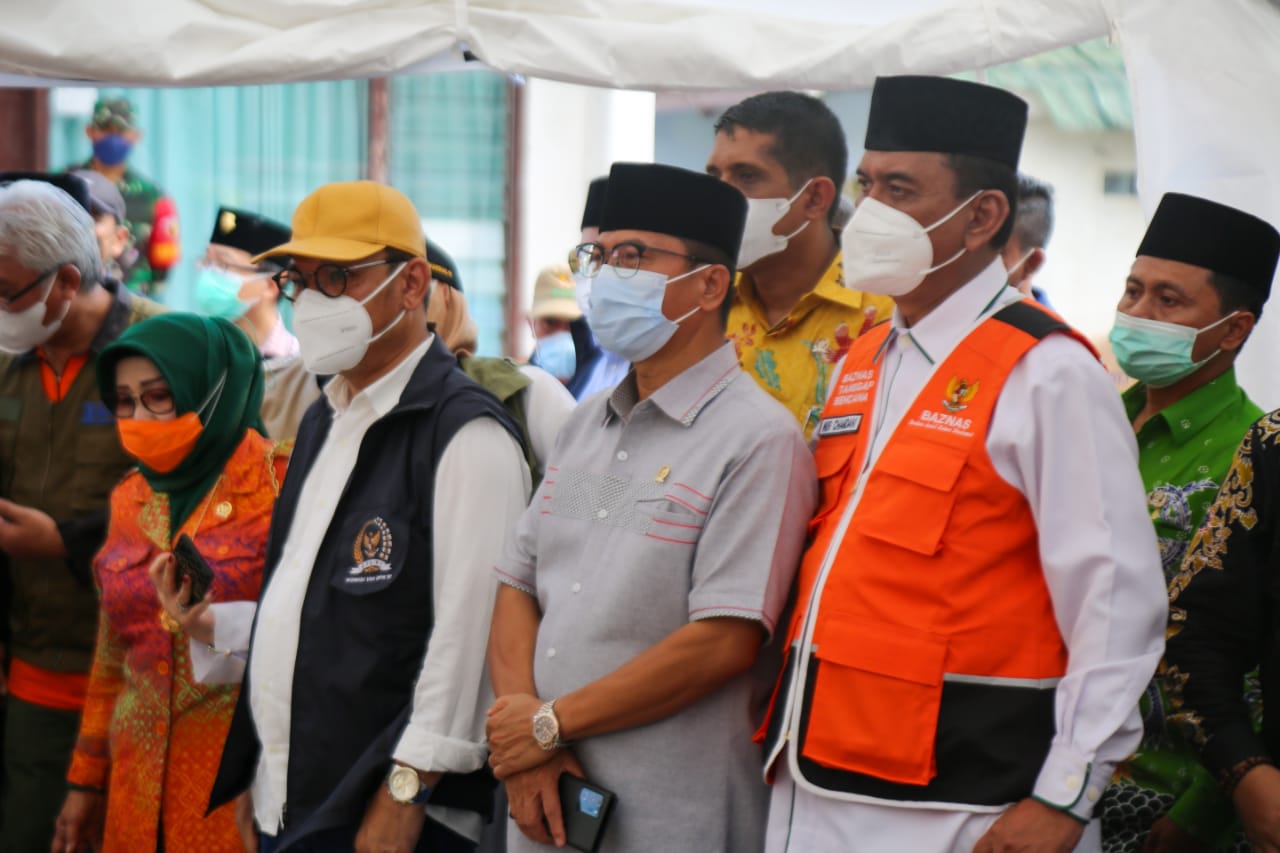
[76,97,180,296]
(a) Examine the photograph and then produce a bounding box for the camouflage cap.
[91,97,136,132]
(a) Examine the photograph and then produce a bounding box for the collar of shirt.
[323,334,434,419]
[1124,367,1246,448]
[604,342,741,428]
[877,258,1014,366]
[735,251,864,333]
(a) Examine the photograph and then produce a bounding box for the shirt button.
[1085,787,1101,803]
[571,582,582,593]
[1065,774,1081,790]
[156,661,170,676]
[616,450,629,461]
[547,648,557,658]
[596,509,608,519]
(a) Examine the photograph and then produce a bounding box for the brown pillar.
[367,78,389,184]
[504,79,524,359]
[0,88,49,171]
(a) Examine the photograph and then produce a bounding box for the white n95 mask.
[292,262,407,374]
[842,192,983,296]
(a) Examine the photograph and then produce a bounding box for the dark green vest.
[458,355,542,486]
[0,282,162,673]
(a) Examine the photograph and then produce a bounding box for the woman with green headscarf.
[52,313,291,853]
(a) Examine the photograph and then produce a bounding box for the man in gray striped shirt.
[485,161,817,853]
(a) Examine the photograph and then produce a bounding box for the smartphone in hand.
[172,533,215,605]
[557,773,616,853]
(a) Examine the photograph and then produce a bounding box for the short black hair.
[1014,174,1054,250]
[683,237,736,327]
[1210,270,1265,322]
[945,154,1018,249]
[714,92,847,225]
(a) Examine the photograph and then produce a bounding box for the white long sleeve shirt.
[194,337,530,839]
[769,260,1166,850]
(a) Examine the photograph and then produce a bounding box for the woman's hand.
[148,553,215,646]
[51,789,104,853]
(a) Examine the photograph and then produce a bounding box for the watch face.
[533,710,558,747]
[388,766,420,802]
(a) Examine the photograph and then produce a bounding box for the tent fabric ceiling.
[0,0,1109,88]
[2,0,1279,404]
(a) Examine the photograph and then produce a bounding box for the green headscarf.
[97,313,266,532]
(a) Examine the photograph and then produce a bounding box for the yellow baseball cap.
[531,263,582,320]
[252,181,426,263]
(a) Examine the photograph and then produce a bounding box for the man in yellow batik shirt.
[707,91,892,438]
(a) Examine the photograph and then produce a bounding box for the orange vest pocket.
[854,440,966,556]
[810,435,859,527]
[803,617,948,786]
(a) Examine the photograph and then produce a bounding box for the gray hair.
[0,180,103,291]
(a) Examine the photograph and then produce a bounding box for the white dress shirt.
[515,363,576,467]
[767,260,1166,852]
[191,336,530,839]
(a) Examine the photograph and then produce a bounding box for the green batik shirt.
[1101,368,1261,851]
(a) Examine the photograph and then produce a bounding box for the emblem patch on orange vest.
[943,376,980,412]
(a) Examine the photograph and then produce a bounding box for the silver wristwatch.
[532,699,563,751]
[386,764,431,805]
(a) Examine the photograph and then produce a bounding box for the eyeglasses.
[0,265,61,308]
[104,387,176,419]
[573,242,706,279]
[271,258,398,301]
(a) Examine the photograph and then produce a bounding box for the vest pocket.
[803,617,947,786]
[854,440,966,555]
[811,435,858,526]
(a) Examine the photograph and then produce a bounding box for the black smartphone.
[557,773,616,853]
[172,533,214,605]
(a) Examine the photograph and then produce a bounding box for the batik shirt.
[726,253,892,439]
[1101,370,1260,851]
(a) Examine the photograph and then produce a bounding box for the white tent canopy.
[4,0,1280,400]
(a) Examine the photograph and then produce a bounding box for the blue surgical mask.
[1109,310,1238,387]
[194,266,257,319]
[92,134,133,167]
[533,330,577,381]
[586,264,706,363]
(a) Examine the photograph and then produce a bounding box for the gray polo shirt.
[497,342,817,853]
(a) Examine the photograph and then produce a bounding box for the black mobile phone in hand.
[558,773,617,853]
[172,533,214,605]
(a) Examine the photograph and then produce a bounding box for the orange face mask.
[117,413,203,473]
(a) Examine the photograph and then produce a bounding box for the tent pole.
[368,78,389,183]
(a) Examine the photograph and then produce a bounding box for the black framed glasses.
[573,241,706,279]
[271,258,398,301]
[0,265,61,308]
[105,387,176,419]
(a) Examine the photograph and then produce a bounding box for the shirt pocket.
[327,509,411,598]
[635,499,706,546]
[854,439,967,556]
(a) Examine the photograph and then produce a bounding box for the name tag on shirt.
[81,401,114,425]
[815,414,863,438]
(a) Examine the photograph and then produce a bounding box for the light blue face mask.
[194,266,257,319]
[1108,309,1238,388]
[533,329,577,381]
[586,264,706,363]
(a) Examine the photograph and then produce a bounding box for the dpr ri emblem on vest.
[349,517,395,575]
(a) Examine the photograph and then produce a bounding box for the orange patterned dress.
[67,430,290,852]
